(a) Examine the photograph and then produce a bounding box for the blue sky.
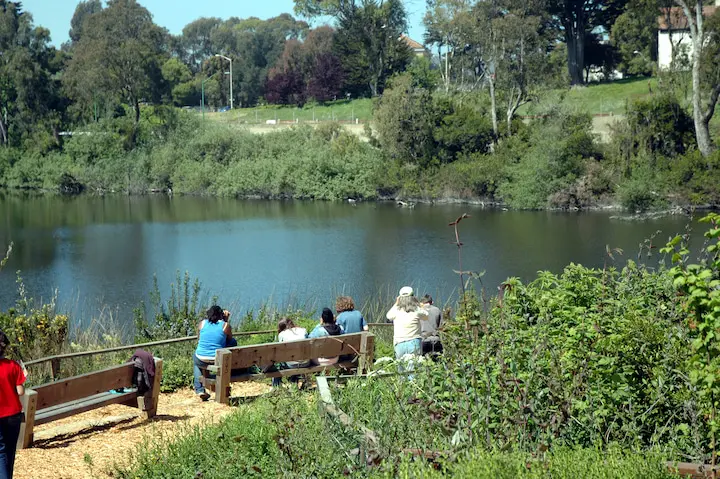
[22,0,427,47]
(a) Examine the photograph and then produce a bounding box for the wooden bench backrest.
[33,363,136,411]
[225,332,373,369]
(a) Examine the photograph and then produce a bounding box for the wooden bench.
[18,358,163,449]
[200,332,374,404]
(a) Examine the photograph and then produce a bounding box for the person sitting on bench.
[308,308,343,366]
[193,306,236,401]
[271,318,310,387]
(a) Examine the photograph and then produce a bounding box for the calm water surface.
[0,195,700,326]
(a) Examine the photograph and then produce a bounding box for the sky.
[21,0,428,47]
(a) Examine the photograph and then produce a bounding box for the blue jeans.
[0,413,21,479]
[394,338,421,359]
[193,338,237,393]
[395,339,422,378]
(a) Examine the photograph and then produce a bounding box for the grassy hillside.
[204,98,374,125]
[520,77,660,116]
[202,78,661,126]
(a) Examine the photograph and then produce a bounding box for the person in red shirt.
[0,330,25,479]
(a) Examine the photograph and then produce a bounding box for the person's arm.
[223,322,233,340]
[386,300,399,321]
[15,362,26,396]
[361,315,369,331]
[197,320,205,335]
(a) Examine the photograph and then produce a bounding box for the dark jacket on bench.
[131,349,155,393]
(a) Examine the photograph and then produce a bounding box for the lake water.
[0,194,701,326]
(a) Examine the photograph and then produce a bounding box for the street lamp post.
[215,54,233,110]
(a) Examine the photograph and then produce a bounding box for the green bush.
[617,164,666,211]
[409,262,699,457]
[497,111,601,209]
[626,94,695,158]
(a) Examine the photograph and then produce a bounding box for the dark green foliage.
[665,149,720,205]
[627,94,695,158]
[374,76,493,169]
[433,98,494,164]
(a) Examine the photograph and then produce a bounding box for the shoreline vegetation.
[1,79,718,213]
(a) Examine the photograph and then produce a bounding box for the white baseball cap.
[398,286,414,297]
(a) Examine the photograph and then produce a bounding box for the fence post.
[50,358,60,381]
[17,389,37,449]
[358,333,369,375]
[215,349,232,404]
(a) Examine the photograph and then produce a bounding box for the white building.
[658,3,718,70]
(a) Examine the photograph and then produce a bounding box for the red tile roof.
[400,34,425,50]
[658,6,717,30]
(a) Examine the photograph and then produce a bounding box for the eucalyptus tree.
[63,0,169,124]
[67,0,102,46]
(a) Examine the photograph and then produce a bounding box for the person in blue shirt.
[193,305,237,401]
[335,296,368,334]
[308,308,344,365]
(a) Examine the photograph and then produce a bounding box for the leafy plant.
[662,213,720,465]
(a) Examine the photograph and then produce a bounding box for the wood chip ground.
[14,382,271,479]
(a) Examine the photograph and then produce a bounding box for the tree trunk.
[134,99,140,124]
[692,53,715,156]
[679,0,716,156]
[564,10,586,85]
[488,76,498,139]
[0,105,7,146]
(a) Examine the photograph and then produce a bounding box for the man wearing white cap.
[385,286,429,360]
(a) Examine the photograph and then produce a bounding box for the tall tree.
[546,0,628,85]
[67,0,102,45]
[423,0,474,93]
[207,14,308,106]
[265,26,344,104]
[0,1,64,147]
[295,0,411,97]
[610,0,659,76]
[63,0,169,124]
[180,17,222,72]
[674,4,719,156]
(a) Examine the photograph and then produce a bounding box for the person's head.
[321,307,335,324]
[0,330,8,358]
[336,296,355,313]
[421,294,433,305]
[206,305,224,324]
[397,286,420,312]
[278,318,296,333]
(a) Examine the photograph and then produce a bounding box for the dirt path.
[14,382,271,479]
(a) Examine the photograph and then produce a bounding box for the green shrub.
[617,165,666,211]
[497,111,600,209]
[626,94,695,158]
[407,262,699,457]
